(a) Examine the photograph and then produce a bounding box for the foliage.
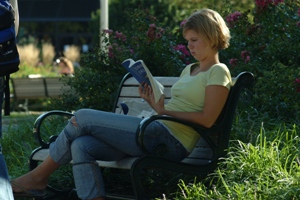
[219,0,300,120]
[52,8,195,111]
[90,0,254,46]
[174,124,300,199]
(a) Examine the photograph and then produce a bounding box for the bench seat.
[32,149,139,170]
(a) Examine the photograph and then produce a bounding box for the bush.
[220,0,300,121]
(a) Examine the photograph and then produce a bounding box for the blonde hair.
[183,8,230,50]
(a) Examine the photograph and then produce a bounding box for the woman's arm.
[139,83,229,128]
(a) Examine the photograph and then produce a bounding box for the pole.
[100,0,108,50]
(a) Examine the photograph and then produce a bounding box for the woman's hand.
[138,82,154,103]
[138,82,166,114]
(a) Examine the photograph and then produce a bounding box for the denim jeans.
[0,77,14,200]
[49,108,187,199]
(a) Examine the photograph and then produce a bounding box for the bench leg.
[130,158,153,200]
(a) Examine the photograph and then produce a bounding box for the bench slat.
[45,78,70,97]
[123,76,179,86]
[11,77,71,99]
[32,149,138,170]
[119,87,172,99]
[12,78,46,99]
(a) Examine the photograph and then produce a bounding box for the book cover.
[121,58,164,103]
[121,59,151,85]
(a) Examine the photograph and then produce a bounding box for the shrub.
[220,0,300,121]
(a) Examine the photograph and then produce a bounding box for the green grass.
[2,111,300,199]
[2,112,43,180]
[173,123,300,200]
[11,64,59,78]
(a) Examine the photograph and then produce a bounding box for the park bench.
[28,71,254,200]
[10,76,71,111]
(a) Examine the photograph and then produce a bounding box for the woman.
[12,8,231,200]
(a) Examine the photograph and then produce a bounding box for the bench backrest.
[112,73,179,114]
[11,78,47,99]
[11,77,70,100]
[45,77,69,97]
[181,71,255,165]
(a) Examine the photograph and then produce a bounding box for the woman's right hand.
[138,82,153,104]
[138,82,166,115]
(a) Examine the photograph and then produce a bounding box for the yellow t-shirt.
[162,63,232,152]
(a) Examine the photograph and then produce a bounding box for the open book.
[121,58,164,103]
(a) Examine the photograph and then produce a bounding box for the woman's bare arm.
[139,83,229,128]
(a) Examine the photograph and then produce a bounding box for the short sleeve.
[207,64,232,89]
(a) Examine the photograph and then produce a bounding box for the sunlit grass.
[174,124,300,200]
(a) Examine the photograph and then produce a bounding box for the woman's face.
[184,29,210,62]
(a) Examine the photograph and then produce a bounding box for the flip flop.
[11,180,46,198]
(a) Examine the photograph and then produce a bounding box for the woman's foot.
[11,172,48,193]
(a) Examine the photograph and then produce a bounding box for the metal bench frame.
[29,72,254,199]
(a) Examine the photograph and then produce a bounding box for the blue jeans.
[0,77,14,200]
[49,109,187,199]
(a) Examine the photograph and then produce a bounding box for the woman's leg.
[11,117,78,192]
[68,109,188,199]
[48,109,145,165]
[11,155,59,192]
[12,108,187,197]
[11,109,143,193]
[71,135,127,199]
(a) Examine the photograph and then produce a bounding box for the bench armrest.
[33,110,74,148]
[136,115,218,154]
